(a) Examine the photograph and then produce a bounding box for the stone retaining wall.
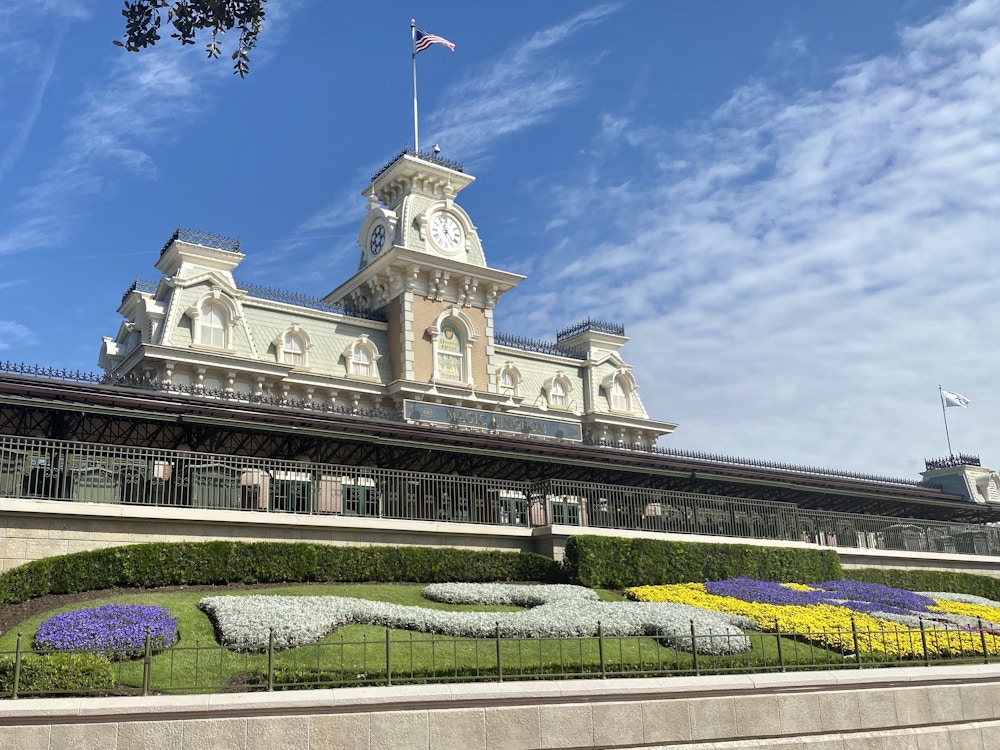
[1,665,998,749]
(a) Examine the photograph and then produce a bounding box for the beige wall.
[0,665,998,749]
[384,297,403,381]
[410,296,488,388]
[0,498,532,572]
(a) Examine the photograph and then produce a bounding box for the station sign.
[403,400,583,442]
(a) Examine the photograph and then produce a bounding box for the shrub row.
[564,535,843,589]
[0,542,563,606]
[848,567,1000,600]
[0,653,115,696]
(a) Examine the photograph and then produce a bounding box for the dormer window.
[201,304,226,348]
[273,325,312,368]
[602,369,637,414]
[283,334,304,366]
[186,290,239,352]
[610,377,628,411]
[550,380,567,407]
[351,345,372,376]
[541,372,574,411]
[496,364,521,399]
[344,335,381,380]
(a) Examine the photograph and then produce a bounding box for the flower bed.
[199,584,751,654]
[33,604,179,661]
[627,579,1000,658]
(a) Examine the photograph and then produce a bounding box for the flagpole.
[939,385,954,457]
[411,19,419,152]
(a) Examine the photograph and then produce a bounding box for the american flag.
[414,29,455,53]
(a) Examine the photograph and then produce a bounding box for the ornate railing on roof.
[237,283,387,322]
[556,318,625,342]
[0,361,402,421]
[371,148,465,183]
[118,279,387,323]
[0,361,111,384]
[925,454,981,470]
[160,227,241,256]
[494,332,586,360]
[121,278,158,304]
[583,438,924,487]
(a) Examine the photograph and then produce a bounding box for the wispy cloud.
[512,0,1000,474]
[286,4,625,287]
[0,322,34,352]
[425,3,624,160]
[0,2,299,258]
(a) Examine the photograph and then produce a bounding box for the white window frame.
[428,308,478,387]
[343,334,381,380]
[610,377,628,412]
[543,372,573,411]
[497,364,521,398]
[601,369,637,414]
[273,324,312,368]
[186,291,239,351]
[201,304,226,348]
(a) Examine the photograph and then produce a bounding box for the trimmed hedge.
[0,653,115,695]
[564,535,843,589]
[848,567,1000,600]
[0,542,563,606]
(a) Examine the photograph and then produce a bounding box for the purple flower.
[811,580,935,615]
[34,604,178,661]
[704,578,935,617]
[705,578,828,606]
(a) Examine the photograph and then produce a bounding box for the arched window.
[610,377,628,411]
[201,304,226,348]
[496,363,521,398]
[343,335,381,380]
[351,344,372,377]
[282,334,304,366]
[437,322,463,382]
[500,369,515,394]
[550,379,567,408]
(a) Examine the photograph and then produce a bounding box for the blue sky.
[2,0,998,479]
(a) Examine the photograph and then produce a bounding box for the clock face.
[369,224,386,256]
[429,213,463,252]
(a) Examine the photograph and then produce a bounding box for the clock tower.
[323,150,524,406]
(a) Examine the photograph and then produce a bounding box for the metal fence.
[798,509,1000,556]
[2,435,999,557]
[0,436,532,526]
[2,619,997,698]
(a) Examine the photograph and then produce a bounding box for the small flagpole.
[411,19,419,152]
[939,385,954,457]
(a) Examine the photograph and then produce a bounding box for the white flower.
[198,584,752,655]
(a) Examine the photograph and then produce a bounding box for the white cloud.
[520,0,1000,476]
[0,1,299,257]
[424,3,623,160]
[0,322,34,352]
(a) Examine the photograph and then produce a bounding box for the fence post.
[142,633,152,696]
[689,620,699,676]
[385,627,392,687]
[850,618,862,669]
[11,633,22,700]
[774,619,785,672]
[267,629,275,692]
[597,621,605,679]
[495,623,502,683]
[979,618,990,665]
[919,618,930,667]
